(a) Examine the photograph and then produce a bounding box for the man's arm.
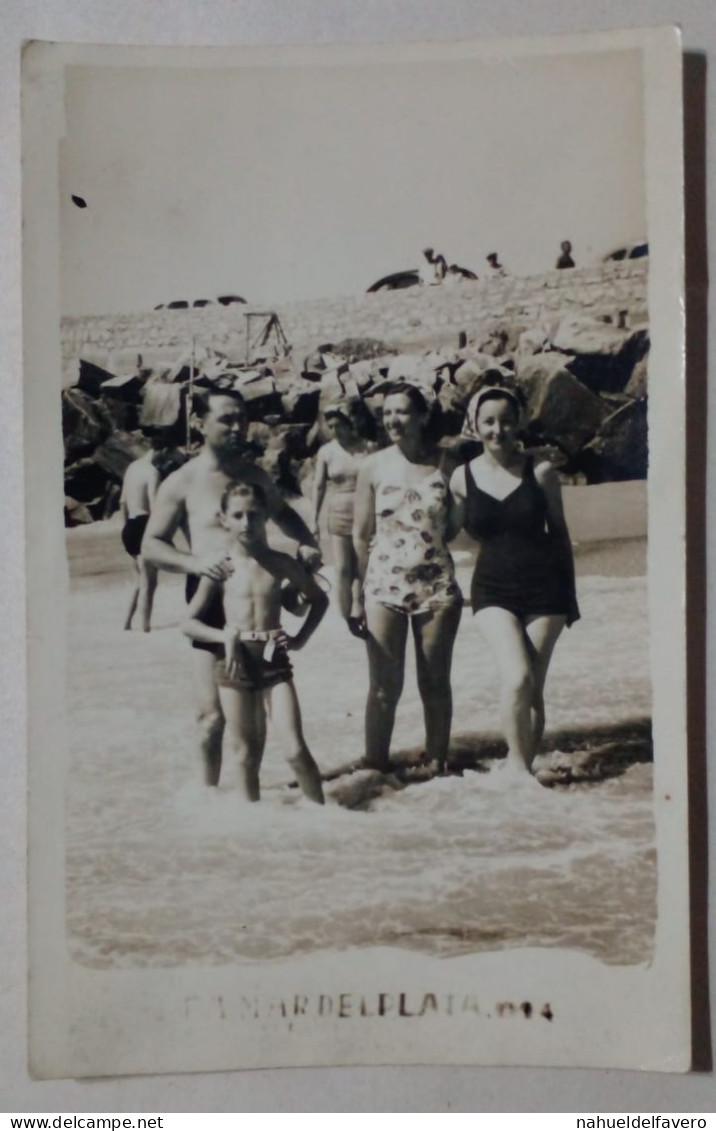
[142,469,229,579]
[142,470,196,574]
[253,466,322,566]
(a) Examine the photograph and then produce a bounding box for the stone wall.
[61,260,648,381]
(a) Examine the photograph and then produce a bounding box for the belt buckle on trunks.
[239,629,281,662]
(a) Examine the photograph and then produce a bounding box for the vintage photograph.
[24,30,688,1077]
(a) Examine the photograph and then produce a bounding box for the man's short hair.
[220,479,268,514]
[192,385,247,420]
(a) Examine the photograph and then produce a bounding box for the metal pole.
[187,336,195,447]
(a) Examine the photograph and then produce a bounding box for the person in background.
[485,252,507,277]
[120,430,185,632]
[556,240,576,269]
[419,247,448,286]
[311,399,376,637]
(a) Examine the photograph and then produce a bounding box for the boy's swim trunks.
[215,640,293,692]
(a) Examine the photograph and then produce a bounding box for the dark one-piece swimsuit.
[464,457,579,626]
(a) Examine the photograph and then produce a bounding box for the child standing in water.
[311,399,376,637]
[183,480,327,804]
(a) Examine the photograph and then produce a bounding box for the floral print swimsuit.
[364,464,462,615]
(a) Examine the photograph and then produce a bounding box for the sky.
[59,48,646,315]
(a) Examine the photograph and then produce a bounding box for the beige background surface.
[2,0,714,1113]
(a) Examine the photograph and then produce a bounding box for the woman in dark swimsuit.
[450,384,579,780]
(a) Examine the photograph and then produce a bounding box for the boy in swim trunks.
[183,480,327,804]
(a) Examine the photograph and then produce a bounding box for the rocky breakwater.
[60,260,649,525]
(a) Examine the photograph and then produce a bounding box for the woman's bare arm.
[447,464,467,542]
[535,460,580,623]
[352,457,376,584]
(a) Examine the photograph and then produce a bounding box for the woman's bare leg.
[524,614,566,752]
[364,602,409,770]
[266,680,324,803]
[412,602,462,772]
[474,607,535,773]
[330,534,356,622]
[218,684,265,802]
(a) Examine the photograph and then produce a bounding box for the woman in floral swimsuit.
[353,384,462,773]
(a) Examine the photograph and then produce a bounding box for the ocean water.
[65,526,655,970]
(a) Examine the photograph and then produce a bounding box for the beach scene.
[58,48,654,978]
[65,483,653,971]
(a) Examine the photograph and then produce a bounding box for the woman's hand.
[348,594,368,640]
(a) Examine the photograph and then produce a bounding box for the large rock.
[580,398,648,481]
[93,431,147,482]
[517,353,606,455]
[62,387,114,461]
[453,357,515,398]
[437,384,469,435]
[76,358,117,398]
[387,352,440,388]
[476,322,521,356]
[518,322,558,355]
[64,496,94,527]
[98,396,141,434]
[347,360,376,394]
[99,372,146,404]
[552,317,650,394]
[232,372,282,421]
[140,382,185,429]
[64,458,112,504]
[624,351,649,399]
[280,383,320,425]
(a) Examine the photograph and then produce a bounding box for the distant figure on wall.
[556,240,576,269]
[419,247,448,286]
[486,252,507,277]
[444,263,466,287]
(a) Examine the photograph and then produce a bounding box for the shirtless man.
[120,437,165,632]
[142,387,321,786]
